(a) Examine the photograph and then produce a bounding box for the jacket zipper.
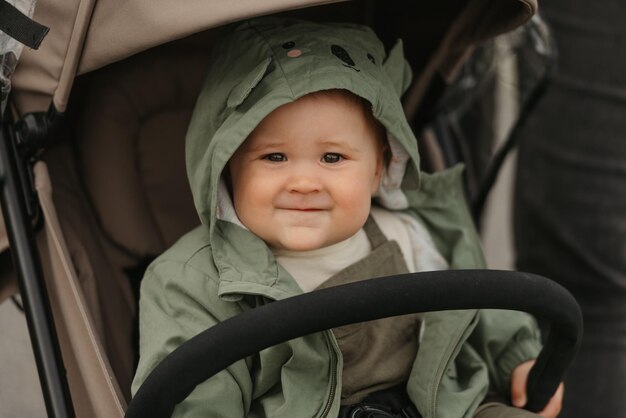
[320,331,339,418]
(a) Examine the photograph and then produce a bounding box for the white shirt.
[273,206,448,292]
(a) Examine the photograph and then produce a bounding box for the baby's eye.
[263,153,287,162]
[322,153,343,164]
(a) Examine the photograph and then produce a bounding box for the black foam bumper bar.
[127,270,582,418]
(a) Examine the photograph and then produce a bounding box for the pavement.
[0,298,46,418]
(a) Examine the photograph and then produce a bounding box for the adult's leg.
[514,1,626,417]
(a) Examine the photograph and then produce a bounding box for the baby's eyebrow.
[244,141,286,152]
[319,140,361,152]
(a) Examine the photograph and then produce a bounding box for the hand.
[510,360,564,418]
[511,360,565,418]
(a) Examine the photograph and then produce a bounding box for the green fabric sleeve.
[467,309,542,395]
[131,260,253,417]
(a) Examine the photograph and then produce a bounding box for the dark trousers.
[514,1,626,416]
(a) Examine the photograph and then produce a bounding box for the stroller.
[0,0,581,417]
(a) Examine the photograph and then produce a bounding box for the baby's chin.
[268,231,354,252]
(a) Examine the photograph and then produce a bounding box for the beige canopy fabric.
[11,0,342,113]
[10,0,536,115]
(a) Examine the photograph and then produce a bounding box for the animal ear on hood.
[383,39,413,97]
[227,56,273,108]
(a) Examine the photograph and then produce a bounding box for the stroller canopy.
[10,0,536,115]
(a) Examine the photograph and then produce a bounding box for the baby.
[132,18,563,418]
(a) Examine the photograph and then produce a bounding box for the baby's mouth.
[274,195,333,212]
[280,207,325,212]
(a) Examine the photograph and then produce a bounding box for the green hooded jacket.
[131,18,541,418]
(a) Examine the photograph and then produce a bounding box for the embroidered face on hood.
[185,17,421,236]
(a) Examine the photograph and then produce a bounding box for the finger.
[510,361,533,407]
[538,383,564,418]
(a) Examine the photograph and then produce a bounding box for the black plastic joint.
[15,107,63,159]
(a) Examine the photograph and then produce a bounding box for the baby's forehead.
[267,89,369,114]
[253,90,379,133]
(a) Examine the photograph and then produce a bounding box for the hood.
[186,17,421,234]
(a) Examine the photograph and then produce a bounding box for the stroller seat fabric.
[41,46,210,408]
[78,48,208,263]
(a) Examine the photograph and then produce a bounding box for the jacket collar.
[212,219,303,302]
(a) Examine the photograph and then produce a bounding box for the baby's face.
[229,91,384,251]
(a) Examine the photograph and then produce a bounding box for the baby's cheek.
[339,187,372,219]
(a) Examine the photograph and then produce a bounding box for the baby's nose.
[287,170,323,194]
